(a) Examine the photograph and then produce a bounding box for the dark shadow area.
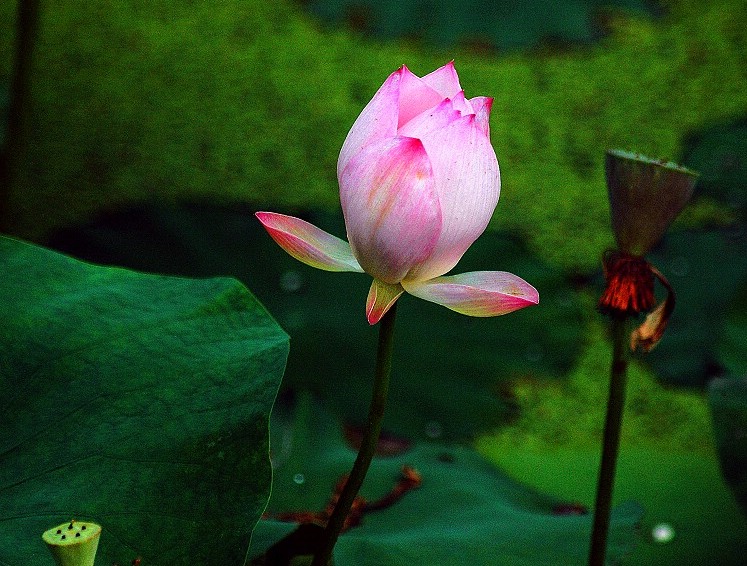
[299,0,661,52]
[47,203,585,440]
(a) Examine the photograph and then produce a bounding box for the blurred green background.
[2,0,746,564]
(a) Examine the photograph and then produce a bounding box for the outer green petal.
[255,212,364,273]
[402,271,538,317]
[366,279,404,325]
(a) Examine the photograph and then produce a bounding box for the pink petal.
[340,136,442,284]
[397,97,462,140]
[366,279,404,325]
[420,61,462,99]
[450,90,474,116]
[470,96,493,137]
[338,68,402,178]
[255,212,363,272]
[402,271,539,317]
[405,114,500,281]
[397,65,445,129]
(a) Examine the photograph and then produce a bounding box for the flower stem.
[311,303,398,566]
[588,316,629,566]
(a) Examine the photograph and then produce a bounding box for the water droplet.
[670,256,689,277]
[280,271,304,293]
[424,421,443,439]
[651,522,675,543]
[293,473,305,485]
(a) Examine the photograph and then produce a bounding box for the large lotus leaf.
[0,236,289,565]
[644,228,747,386]
[708,377,747,513]
[48,205,584,440]
[250,395,643,565]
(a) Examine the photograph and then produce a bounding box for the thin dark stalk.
[0,0,40,232]
[588,316,629,566]
[311,303,398,566]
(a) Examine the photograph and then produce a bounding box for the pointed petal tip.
[480,97,494,115]
[438,60,457,79]
[366,309,384,325]
[366,280,404,325]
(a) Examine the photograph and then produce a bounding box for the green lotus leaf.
[0,236,288,565]
[250,394,643,565]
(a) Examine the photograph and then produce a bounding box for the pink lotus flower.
[257,62,538,324]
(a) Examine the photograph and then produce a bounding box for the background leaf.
[305,0,656,50]
[477,313,747,566]
[251,394,643,566]
[642,118,747,385]
[644,228,747,386]
[0,236,288,565]
[682,119,747,217]
[718,286,747,378]
[708,377,747,514]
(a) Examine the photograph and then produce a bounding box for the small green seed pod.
[42,520,101,566]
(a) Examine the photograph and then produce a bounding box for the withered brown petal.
[630,265,676,352]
